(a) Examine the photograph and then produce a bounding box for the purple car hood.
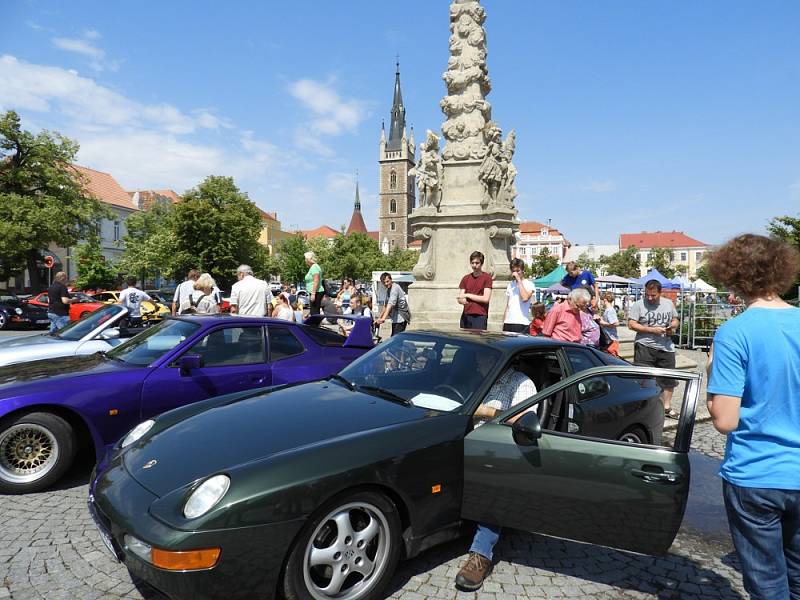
[124,380,426,497]
[0,353,132,396]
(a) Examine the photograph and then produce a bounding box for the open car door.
[462,365,701,555]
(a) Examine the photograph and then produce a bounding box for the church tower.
[378,62,416,253]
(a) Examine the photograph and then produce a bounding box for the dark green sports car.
[89,330,701,600]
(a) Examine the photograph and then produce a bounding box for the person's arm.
[311,272,320,301]
[457,286,467,306]
[171,285,181,315]
[518,279,533,302]
[706,340,745,434]
[463,287,492,305]
[229,285,239,314]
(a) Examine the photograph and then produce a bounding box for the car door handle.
[630,468,682,484]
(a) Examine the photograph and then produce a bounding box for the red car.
[27,291,106,321]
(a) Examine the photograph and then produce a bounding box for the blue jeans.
[723,480,800,599]
[469,523,500,561]
[48,313,70,333]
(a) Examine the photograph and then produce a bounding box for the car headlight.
[121,420,155,448]
[183,475,230,519]
[14,308,22,315]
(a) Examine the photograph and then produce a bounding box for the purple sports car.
[0,314,374,494]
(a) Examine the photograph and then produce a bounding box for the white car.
[0,304,139,367]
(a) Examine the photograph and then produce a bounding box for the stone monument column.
[408,0,520,331]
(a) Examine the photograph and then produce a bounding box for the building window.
[390,199,397,213]
[541,228,549,236]
[390,239,395,248]
[390,171,397,190]
[390,221,396,232]
[696,251,704,261]
[113,221,120,241]
[680,252,687,261]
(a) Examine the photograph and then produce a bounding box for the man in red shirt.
[541,288,589,342]
[458,251,493,330]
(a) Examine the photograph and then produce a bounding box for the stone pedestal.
[408,161,517,331]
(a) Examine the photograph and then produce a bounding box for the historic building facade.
[378,64,416,253]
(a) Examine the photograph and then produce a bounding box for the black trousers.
[391,321,408,336]
[502,323,529,333]
[309,293,323,316]
[460,313,488,330]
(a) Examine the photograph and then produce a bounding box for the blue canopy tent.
[633,269,680,289]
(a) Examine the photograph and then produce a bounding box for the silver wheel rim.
[0,313,5,327]
[620,432,643,444]
[302,501,391,600]
[0,423,60,484]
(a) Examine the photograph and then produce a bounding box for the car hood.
[0,333,62,349]
[125,380,428,496]
[0,353,130,392]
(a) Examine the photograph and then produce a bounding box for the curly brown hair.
[706,234,800,299]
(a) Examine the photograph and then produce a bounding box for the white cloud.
[580,180,617,193]
[325,172,356,196]
[51,34,118,72]
[287,78,369,156]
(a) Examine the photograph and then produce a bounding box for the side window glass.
[269,327,305,361]
[565,347,602,374]
[186,327,265,367]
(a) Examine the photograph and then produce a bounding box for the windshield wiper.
[357,384,411,406]
[328,374,354,391]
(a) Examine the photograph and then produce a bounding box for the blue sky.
[2,1,798,245]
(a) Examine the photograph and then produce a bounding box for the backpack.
[181,293,208,315]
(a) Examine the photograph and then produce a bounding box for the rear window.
[301,324,347,347]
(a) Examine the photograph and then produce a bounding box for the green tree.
[117,202,177,282]
[525,249,559,279]
[382,248,419,272]
[0,110,109,288]
[575,252,600,277]
[276,233,309,285]
[171,176,263,289]
[74,231,117,290]
[645,247,675,278]
[767,215,800,250]
[692,264,722,288]
[324,233,384,282]
[600,246,641,279]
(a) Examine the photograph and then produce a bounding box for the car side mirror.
[577,378,611,402]
[179,354,203,376]
[512,411,542,446]
[99,328,120,340]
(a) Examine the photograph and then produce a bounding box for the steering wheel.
[433,383,465,403]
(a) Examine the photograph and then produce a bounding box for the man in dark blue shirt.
[561,261,599,299]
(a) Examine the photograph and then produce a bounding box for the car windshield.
[105,319,199,366]
[0,291,20,303]
[55,304,125,341]
[339,333,502,411]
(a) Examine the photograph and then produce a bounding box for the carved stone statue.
[409,130,443,209]
[477,123,503,205]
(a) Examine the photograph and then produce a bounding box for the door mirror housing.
[577,378,611,402]
[512,411,542,446]
[99,328,120,340]
[179,353,203,376]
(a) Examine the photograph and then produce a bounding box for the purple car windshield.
[105,319,199,366]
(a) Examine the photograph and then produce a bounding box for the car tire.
[0,412,76,494]
[283,490,402,600]
[618,426,648,445]
[0,312,6,330]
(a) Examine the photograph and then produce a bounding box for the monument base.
[406,279,508,332]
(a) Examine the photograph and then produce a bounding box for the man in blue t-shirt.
[561,261,599,299]
[706,233,800,599]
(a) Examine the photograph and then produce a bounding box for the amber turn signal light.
[151,547,221,571]
[431,484,442,494]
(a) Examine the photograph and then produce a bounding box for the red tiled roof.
[257,208,279,222]
[128,190,179,210]
[619,231,708,249]
[518,220,565,238]
[156,189,181,204]
[302,225,340,239]
[71,165,136,211]
[346,209,368,235]
[408,239,422,248]
[368,231,379,242]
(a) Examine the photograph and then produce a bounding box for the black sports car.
[90,330,701,600]
[0,290,50,330]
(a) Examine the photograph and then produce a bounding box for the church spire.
[346,172,368,236]
[387,59,406,151]
[354,172,361,211]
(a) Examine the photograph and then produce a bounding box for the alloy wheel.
[0,423,60,484]
[302,501,392,600]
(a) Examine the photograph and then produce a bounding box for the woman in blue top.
[706,234,800,600]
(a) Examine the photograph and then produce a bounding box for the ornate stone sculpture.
[409,130,443,209]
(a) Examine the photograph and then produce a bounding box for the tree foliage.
[0,110,109,287]
[323,233,385,282]
[575,252,600,277]
[74,231,117,290]
[117,202,177,281]
[525,249,559,279]
[276,233,309,285]
[645,247,676,279]
[767,215,800,250]
[600,246,641,279]
[171,176,265,289]
[383,248,419,272]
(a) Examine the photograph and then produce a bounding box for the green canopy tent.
[533,265,567,288]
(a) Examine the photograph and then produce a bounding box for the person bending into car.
[455,360,537,591]
[705,234,800,600]
[541,287,588,342]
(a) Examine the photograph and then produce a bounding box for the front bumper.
[89,459,305,600]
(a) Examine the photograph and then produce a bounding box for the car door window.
[268,327,305,361]
[185,326,265,367]
[564,346,603,374]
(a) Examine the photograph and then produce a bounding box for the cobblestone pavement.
[0,420,743,600]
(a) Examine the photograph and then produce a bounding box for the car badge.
[142,459,158,470]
